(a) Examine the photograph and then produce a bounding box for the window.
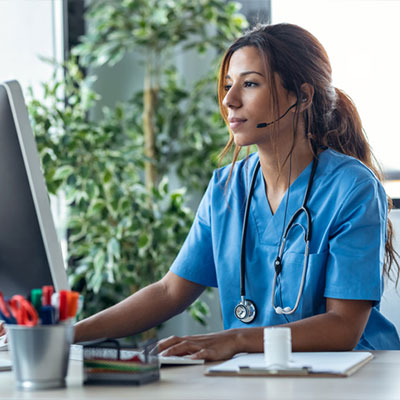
[271,0,400,199]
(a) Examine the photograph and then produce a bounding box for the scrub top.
[170,148,400,350]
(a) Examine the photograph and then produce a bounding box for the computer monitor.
[0,80,69,297]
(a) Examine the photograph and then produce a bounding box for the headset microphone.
[256,102,298,128]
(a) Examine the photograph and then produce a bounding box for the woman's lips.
[229,118,247,130]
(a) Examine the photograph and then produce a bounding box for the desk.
[1,351,400,399]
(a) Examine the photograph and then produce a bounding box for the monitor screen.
[0,80,69,297]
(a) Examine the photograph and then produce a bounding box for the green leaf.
[107,237,121,260]
[188,299,210,326]
[94,250,106,273]
[89,199,106,214]
[53,165,74,181]
[158,176,169,196]
[138,234,149,248]
[103,169,113,183]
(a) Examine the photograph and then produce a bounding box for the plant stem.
[143,54,158,196]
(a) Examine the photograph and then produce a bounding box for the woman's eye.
[244,81,258,88]
[224,84,232,92]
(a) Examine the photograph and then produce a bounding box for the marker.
[67,291,80,319]
[40,305,56,325]
[42,286,54,306]
[30,289,42,314]
[59,290,68,322]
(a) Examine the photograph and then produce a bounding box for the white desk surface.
[1,350,400,399]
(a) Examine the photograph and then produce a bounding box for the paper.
[0,335,7,352]
[208,352,373,375]
[0,360,11,371]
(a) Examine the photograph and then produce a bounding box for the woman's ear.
[298,83,314,111]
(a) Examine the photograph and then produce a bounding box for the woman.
[3,23,397,359]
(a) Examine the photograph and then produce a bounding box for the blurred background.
[0,0,399,339]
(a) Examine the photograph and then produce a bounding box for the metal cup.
[7,323,74,390]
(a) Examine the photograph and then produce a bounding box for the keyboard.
[158,355,205,365]
[70,344,204,365]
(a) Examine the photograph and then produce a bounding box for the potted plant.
[28,0,248,327]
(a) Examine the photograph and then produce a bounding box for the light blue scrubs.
[171,149,400,350]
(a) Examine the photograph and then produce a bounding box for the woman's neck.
[257,136,314,214]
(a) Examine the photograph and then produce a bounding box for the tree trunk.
[143,59,158,196]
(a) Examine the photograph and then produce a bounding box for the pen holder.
[7,323,74,390]
[83,339,160,385]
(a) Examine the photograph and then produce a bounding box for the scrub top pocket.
[278,251,328,320]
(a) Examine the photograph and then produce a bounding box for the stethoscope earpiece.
[274,306,293,315]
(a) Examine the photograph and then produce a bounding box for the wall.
[0,0,67,259]
[0,0,64,94]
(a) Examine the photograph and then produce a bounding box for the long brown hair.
[217,23,399,282]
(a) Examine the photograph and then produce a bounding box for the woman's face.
[222,46,297,148]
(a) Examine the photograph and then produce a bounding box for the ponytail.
[326,89,371,164]
[308,88,399,283]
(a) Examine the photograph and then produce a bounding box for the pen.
[51,292,60,322]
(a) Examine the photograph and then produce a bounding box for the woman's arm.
[158,298,372,361]
[73,271,205,343]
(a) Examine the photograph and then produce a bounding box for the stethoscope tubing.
[238,156,318,319]
[239,161,261,297]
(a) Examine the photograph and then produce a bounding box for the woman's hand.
[0,322,7,343]
[157,329,243,361]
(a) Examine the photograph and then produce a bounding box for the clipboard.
[206,352,373,378]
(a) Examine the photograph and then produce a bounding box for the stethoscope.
[234,156,318,323]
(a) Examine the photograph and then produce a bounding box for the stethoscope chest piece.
[234,298,256,324]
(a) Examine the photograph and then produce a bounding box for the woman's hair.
[217,23,399,282]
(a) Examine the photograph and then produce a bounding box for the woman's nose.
[222,86,241,109]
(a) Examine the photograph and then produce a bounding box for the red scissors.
[0,292,38,327]
[0,292,16,324]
